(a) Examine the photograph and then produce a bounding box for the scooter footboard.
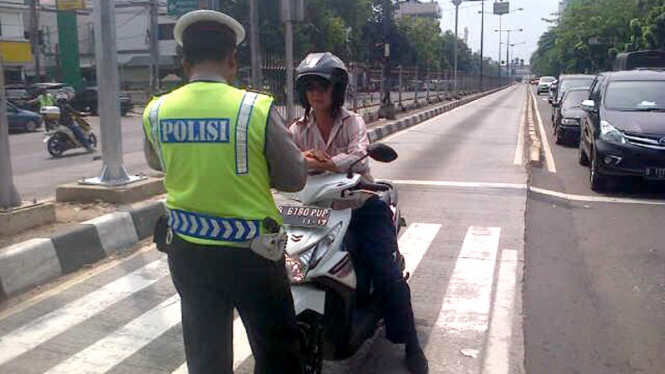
[291,284,326,315]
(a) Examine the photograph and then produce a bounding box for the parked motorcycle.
[41,106,97,157]
[276,143,406,374]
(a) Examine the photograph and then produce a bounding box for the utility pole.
[378,0,395,119]
[29,0,41,82]
[284,4,295,123]
[479,0,484,89]
[149,0,160,95]
[506,29,511,79]
[453,0,462,92]
[250,0,262,89]
[498,14,502,79]
[0,61,21,209]
[83,0,141,186]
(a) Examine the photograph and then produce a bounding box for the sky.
[436,0,560,65]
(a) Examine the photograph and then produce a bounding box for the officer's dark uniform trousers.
[348,196,418,345]
[166,233,303,374]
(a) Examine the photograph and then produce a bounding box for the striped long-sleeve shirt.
[289,107,373,180]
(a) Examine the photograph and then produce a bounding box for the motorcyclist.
[55,93,93,152]
[26,88,56,110]
[289,52,429,374]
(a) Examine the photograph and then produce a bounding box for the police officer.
[142,10,307,374]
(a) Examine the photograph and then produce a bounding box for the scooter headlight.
[285,222,343,283]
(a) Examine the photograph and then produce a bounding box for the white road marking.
[529,186,665,206]
[432,227,501,333]
[514,92,527,165]
[393,179,665,206]
[381,86,517,143]
[45,295,182,374]
[171,363,188,374]
[529,87,557,173]
[483,249,519,374]
[398,223,442,276]
[0,258,170,366]
[0,245,156,322]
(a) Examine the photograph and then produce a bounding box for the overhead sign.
[56,0,86,10]
[494,1,510,15]
[167,0,204,16]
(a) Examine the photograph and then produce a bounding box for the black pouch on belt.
[153,214,171,254]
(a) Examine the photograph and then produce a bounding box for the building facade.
[0,0,32,83]
[23,1,178,90]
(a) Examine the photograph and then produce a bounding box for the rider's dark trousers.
[349,196,419,344]
[167,234,303,374]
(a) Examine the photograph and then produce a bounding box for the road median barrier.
[0,83,513,303]
[526,90,543,166]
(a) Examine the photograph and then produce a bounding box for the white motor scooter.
[276,143,407,374]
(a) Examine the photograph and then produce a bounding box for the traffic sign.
[494,1,510,15]
[56,0,86,10]
[167,0,203,16]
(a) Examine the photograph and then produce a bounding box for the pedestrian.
[142,10,307,374]
[290,52,429,374]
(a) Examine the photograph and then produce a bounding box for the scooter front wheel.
[298,314,323,374]
[47,136,66,157]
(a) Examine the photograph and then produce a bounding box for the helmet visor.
[301,75,332,93]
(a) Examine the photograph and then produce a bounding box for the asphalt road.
[524,85,665,374]
[0,85,528,373]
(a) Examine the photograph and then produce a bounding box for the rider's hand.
[306,155,339,172]
[304,150,330,162]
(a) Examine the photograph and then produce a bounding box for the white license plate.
[278,206,331,227]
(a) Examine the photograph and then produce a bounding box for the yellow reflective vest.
[143,82,282,247]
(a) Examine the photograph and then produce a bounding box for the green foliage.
[217,0,493,73]
[530,0,665,76]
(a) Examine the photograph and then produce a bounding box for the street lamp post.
[485,7,522,79]
[495,27,522,80]
[509,41,526,77]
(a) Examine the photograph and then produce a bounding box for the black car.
[553,88,588,145]
[550,74,595,122]
[71,87,134,116]
[579,70,665,191]
[6,102,42,132]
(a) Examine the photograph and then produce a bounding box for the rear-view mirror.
[581,100,596,112]
[367,143,398,163]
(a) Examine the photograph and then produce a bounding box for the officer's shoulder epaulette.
[246,88,274,99]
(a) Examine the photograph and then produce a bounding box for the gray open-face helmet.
[295,52,349,110]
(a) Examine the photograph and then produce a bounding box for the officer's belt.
[167,208,261,243]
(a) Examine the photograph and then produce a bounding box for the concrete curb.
[0,84,511,302]
[0,200,166,301]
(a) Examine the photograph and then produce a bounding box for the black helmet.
[295,52,349,114]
